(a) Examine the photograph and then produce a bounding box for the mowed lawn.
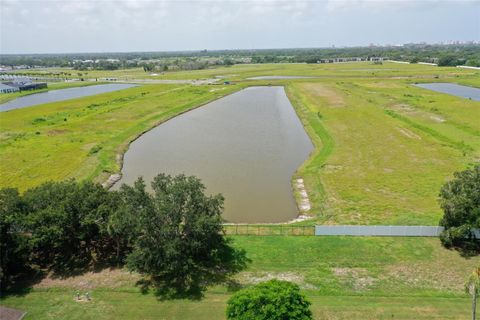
[1,236,478,319]
[288,76,480,225]
[0,83,242,191]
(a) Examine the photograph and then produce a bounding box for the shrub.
[439,164,480,253]
[226,280,312,320]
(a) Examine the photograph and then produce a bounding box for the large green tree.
[439,164,480,252]
[125,174,247,296]
[0,188,29,289]
[107,179,149,264]
[226,280,312,320]
[23,180,116,273]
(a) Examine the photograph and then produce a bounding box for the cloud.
[0,0,478,53]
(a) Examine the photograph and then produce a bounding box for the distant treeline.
[1,44,479,69]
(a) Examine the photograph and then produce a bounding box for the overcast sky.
[1,0,479,54]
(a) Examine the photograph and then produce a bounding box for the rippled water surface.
[115,86,313,223]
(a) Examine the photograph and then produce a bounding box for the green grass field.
[1,236,478,319]
[2,62,479,225]
[1,62,479,319]
[288,77,480,225]
[0,83,243,190]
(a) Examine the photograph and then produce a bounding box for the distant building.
[0,83,19,93]
[3,81,47,91]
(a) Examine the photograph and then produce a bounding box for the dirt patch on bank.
[34,268,140,290]
[332,268,376,291]
[238,272,317,290]
[361,82,402,89]
[396,127,422,140]
[47,129,70,136]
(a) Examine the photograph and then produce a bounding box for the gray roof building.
[0,83,19,93]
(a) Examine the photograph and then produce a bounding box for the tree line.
[0,174,247,296]
[2,44,479,68]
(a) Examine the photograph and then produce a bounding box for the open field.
[1,236,478,319]
[288,77,480,225]
[1,62,479,225]
[0,63,480,225]
[1,62,479,318]
[0,83,243,191]
[8,62,480,82]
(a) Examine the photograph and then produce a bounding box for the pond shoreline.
[102,86,246,190]
[109,86,314,223]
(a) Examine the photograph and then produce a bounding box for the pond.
[0,83,137,112]
[415,83,480,101]
[114,86,314,223]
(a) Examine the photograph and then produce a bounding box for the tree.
[409,57,420,63]
[23,180,115,273]
[107,179,148,264]
[438,55,459,67]
[0,188,29,289]
[466,268,480,320]
[226,280,312,320]
[125,174,247,296]
[439,164,480,253]
[467,59,480,67]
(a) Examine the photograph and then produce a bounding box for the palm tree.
[466,268,480,320]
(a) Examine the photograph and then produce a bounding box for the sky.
[0,0,479,54]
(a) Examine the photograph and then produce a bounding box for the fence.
[314,225,444,237]
[225,224,480,238]
[224,225,315,236]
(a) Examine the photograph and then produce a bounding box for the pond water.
[114,86,313,223]
[415,83,480,101]
[0,83,137,112]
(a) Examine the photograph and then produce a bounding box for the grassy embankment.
[287,76,480,225]
[1,63,479,224]
[1,62,480,319]
[1,236,479,319]
[0,83,244,191]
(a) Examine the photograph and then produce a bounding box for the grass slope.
[288,77,480,225]
[11,62,480,82]
[0,83,242,191]
[2,63,479,224]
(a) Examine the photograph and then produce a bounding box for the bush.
[439,164,480,253]
[226,280,312,320]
